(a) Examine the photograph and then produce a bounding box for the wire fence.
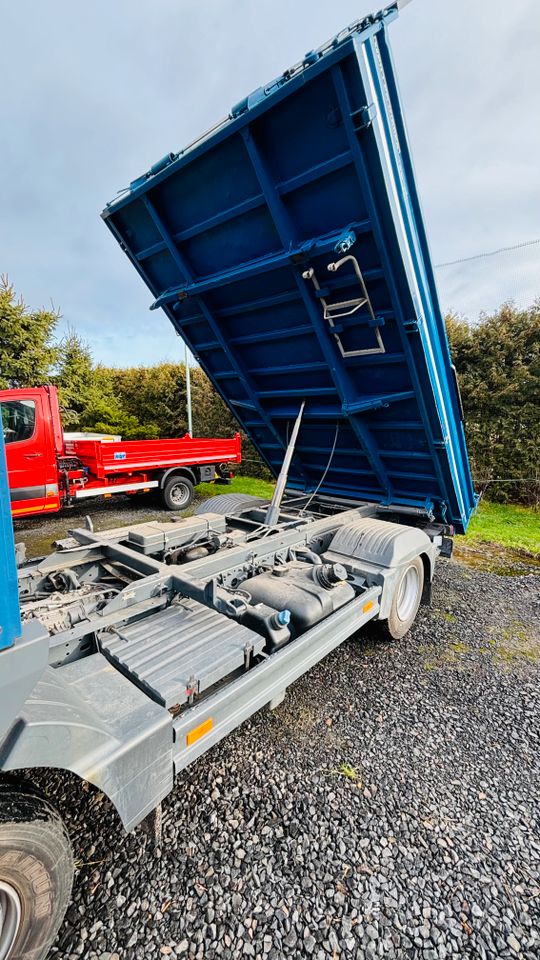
[434,237,540,321]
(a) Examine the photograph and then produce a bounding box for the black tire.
[161,475,194,511]
[195,493,267,517]
[374,556,424,641]
[0,780,74,960]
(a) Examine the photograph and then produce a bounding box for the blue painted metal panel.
[103,2,476,532]
[0,428,22,649]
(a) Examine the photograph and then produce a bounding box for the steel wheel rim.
[0,881,22,960]
[396,565,419,622]
[170,481,189,507]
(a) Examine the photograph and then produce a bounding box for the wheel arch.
[0,656,173,833]
[1,747,130,832]
[158,465,197,488]
[325,517,437,620]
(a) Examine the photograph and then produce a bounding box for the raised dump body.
[103,4,476,532]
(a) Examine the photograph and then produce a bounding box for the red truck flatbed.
[0,385,241,518]
[66,435,241,480]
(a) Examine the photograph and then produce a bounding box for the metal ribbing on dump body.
[102,3,477,531]
[100,600,264,708]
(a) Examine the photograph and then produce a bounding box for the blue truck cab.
[0,434,20,651]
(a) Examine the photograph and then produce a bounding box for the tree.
[0,276,59,388]
[105,363,187,438]
[446,301,540,504]
[54,325,98,426]
[52,328,159,438]
[87,366,160,439]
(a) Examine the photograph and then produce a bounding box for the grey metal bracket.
[303,254,386,357]
[269,689,286,710]
[350,102,377,133]
[141,802,163,848]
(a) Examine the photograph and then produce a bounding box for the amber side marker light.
[363,600,374,614]
[186,717,213,746]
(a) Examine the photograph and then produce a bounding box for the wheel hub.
[0,881,21,960]
[170,482,188,506]
[396,565,419,622]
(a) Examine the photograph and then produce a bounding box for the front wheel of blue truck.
[0,781,73,960]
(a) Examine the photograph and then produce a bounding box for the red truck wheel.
[161,475,194,510]
[0,781,73,960]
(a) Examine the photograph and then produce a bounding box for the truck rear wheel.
[0,781,74,960]
[161,475,194,511]
[375,556,424,641]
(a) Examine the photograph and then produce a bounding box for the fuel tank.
[244,561,355,641]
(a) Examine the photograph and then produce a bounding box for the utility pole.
[185,342,193,436]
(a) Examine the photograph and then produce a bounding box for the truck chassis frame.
[0,494,442,831]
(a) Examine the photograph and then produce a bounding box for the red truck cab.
[0,386,63,516]
[0,385,241,518]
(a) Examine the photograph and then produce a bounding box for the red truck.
[0,385,241,518]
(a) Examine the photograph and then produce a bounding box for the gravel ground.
[32,554,539,960]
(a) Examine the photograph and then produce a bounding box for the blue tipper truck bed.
[102,2,475,533]
[0,6,476,958]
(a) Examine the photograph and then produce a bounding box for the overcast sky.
[1,0,539,367]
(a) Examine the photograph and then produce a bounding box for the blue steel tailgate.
[102,3,476,532]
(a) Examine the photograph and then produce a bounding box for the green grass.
[334,762,363,786]
[459,500,540,556]
[195,475,275,501]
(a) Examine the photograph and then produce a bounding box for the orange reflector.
[103,493,112,498]
[186,717,213,747]
[363,600,374,614]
